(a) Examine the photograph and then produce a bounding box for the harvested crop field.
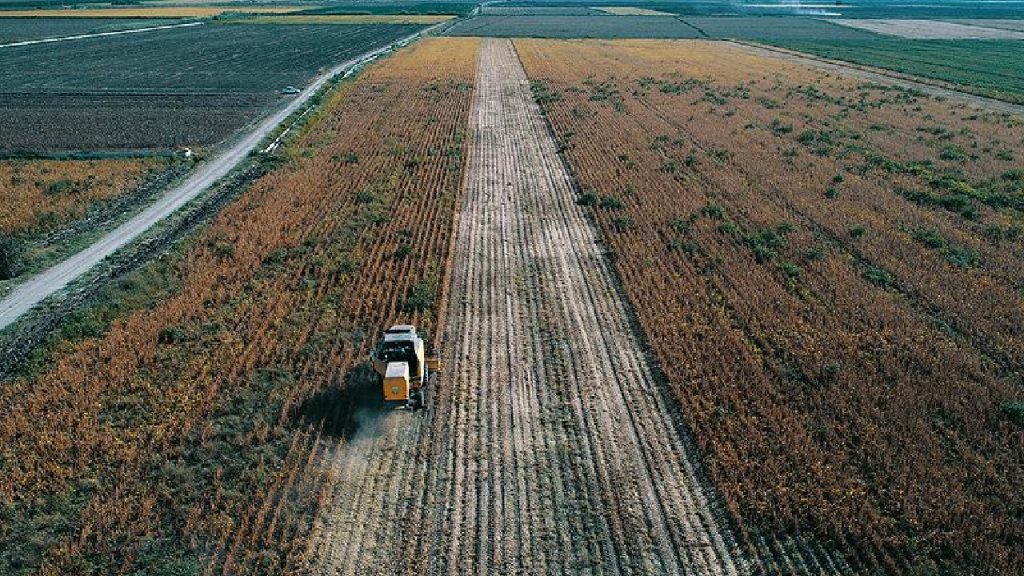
[945,18,1024,32]
[444,14,882,40]
[479,5,603,15]
[240,14,455,24]
[297,2,476,16]
[597,6,675,15]
[684,16,879,40]
[444,15,702,37]
[4,16,1024,576]
[0,6,304,17]
[0,23,424,152]
[516,37,1024,575]
[310,37,744,575]
[0,17,180,43]
[828,18,1024,39]
[0,37,477,574]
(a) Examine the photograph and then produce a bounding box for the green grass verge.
[766,38,1024,105]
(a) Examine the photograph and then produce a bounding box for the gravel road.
[0,26,435,332]
[0,21,204,49]
[309,38,744,575]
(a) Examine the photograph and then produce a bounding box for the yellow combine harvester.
[370,324,440,410]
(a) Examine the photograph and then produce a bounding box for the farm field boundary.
[731,40,1024,114]
[0,22,446,333]
[0,20,201,48]
[827,18,1024,39]
[753,36,1024,104]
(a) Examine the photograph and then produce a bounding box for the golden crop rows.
[0,37,479,574]
[0,158,163,236]
[517,38,1024,575]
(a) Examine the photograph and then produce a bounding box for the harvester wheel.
[408,389,422,411]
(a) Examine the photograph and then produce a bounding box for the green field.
[770,38,1024,104]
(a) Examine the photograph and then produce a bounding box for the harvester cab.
[370,324,440,410]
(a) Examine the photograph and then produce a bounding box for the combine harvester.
[370,325,440,410]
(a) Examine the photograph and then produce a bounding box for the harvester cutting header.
[370,324,440,410]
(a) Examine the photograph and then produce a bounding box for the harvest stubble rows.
[310,38,743,574]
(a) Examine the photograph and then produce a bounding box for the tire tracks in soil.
[308,38,745,575]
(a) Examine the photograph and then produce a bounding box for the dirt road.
[309,38,743,575]
[731,41,1024,117]
[0,21,203,49]
[0,26,436,332]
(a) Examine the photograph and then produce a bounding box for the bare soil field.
[0,23,423,152]
[445,15,703,37]
[0,6,303,17]
[479,5,604,15]
[683,16,878,40]
[945,18,1024,32]
[240,14,455,24]
[597,6,675,15]
[309,38,744,575]
[828,18,1024,39]
[0,17,181,43]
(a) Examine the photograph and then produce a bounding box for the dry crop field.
[0,157,186,282]
[308,38,743,575]
[0,37,477,574]
[516,38,1024,575]
[3,22,1024,576]
[0,158,167,238]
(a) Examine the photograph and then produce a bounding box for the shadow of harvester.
[295,362,384,440]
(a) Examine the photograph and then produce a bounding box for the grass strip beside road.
[766,38,1024,104]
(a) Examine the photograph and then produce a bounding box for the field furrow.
[308,37,744,575]
[429,37,743,575]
